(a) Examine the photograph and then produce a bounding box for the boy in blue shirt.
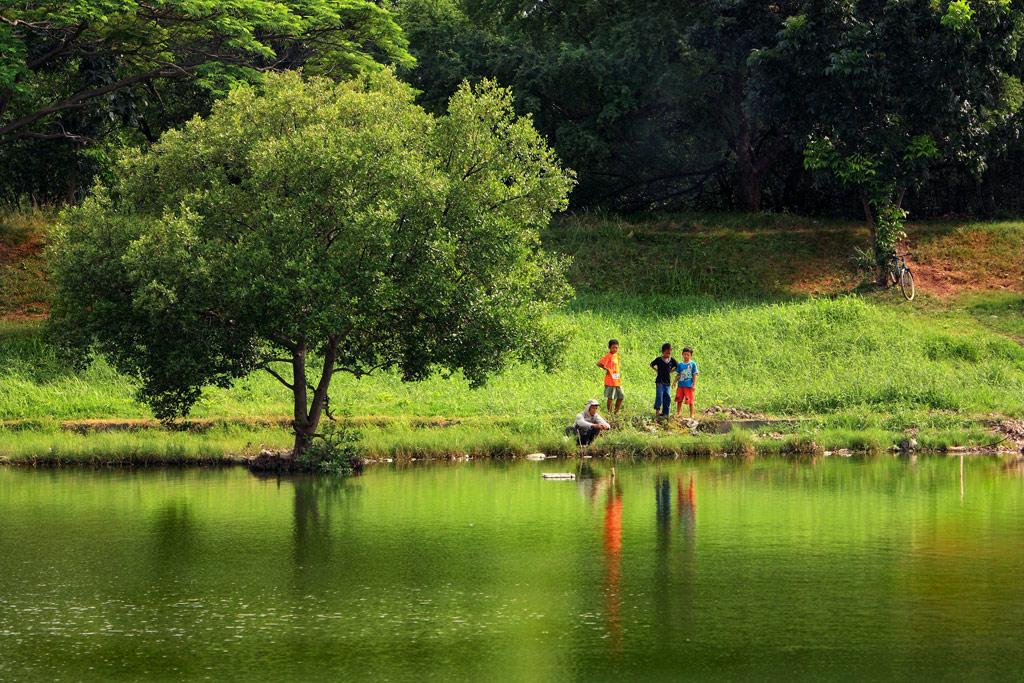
[674,346,698,419]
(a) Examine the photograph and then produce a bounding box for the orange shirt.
[599,352,621,387]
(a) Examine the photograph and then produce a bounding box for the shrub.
[298,421,363,475]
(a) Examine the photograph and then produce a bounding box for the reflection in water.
[149,499,197,576]
[654,473,671,646]
[290,476,357,594]
[293,477,332,571]
[677,474,696,541]
[652,473,698,641]
[5,459,1024,680]
[656,473,671,536]
[677,474,696,630]
[899,452,918,469]
[603,476,624,653]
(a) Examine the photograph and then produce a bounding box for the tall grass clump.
[0,200,57,233]
[0,424,290,464]
[916,429,1003,452]
[816,428,896,452]
[721,428,756,457]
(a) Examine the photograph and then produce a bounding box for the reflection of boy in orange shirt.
[597,338,624,414]
[603,484,623,652]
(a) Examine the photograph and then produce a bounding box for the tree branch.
[272,335,300,354]
[307,335,341,428]
[0,66,188,144]
[258,362,295,391]
[25,21,88,71]
[0,129,96,145]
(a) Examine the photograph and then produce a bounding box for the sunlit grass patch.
[3,291,1023,425]
[815,428,897,452]
[0,424,291,464]
[0,201,57,233]
[911,221,1024,279]
[1,211,1022,465]
[917,429,1004,452]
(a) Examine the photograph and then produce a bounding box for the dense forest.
[5,0,1024,221]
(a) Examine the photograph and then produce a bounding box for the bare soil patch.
[995,420,1024,451]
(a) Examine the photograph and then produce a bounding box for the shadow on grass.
[0,320,80,383]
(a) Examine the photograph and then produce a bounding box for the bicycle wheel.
[900,267,915,301]
[886,263,899,286]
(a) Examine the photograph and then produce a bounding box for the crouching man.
[566,399,611,446]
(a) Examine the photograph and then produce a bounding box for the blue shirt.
[676,361,698,388]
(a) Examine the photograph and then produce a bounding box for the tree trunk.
[728,100,762,212]
[780,157,805,209]
[716,71,791,213]
[289,337,341,458]
[734,161,763,212]
[728,121,791,212]
[860,190,886,287]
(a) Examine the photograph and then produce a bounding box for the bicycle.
[886,252,915,301]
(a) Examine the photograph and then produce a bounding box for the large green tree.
[0,0,411,146]
[49,71,574,455]
[757,0,1024,282]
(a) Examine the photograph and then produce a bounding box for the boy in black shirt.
[650,343,678,417]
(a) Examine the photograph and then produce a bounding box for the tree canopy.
[8,0,1024,220]
[49,70,575,454]
[756,0,1024,278]
[394,0,1024,217]
[395,0,725,210]
[0,0,412,147]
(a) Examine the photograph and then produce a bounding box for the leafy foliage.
[394,0,724,210]
[297,420,362,474]
[756,0,1024,276]
[0,0,413,205]
[48,70,574,453]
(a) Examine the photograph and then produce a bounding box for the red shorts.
[675,386,694,404]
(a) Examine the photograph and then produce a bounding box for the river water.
[2,456,1024,681]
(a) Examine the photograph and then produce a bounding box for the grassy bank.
[4,294,1022,419]
[0,423,292,465]
[2,210,1022,462]
[0,417,1010,466]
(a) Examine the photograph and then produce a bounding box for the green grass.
[546,213,866,298]
[0,424,292,465]
[4,294,1023,423]
[1,210,1022,461]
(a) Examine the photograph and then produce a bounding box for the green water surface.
[2,456,1024,681]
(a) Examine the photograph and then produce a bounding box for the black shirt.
[650,356,678,384]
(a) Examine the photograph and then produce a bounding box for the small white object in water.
[526,453,546,461]
[542,473,576,480]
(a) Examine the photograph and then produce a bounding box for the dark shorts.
[603,385,624,401]
[566,425,600,446]
[675,386,694,404]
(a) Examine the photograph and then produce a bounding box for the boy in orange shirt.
[597,338,624,414]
